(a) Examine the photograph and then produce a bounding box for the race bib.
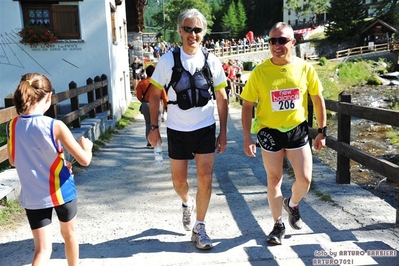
[270,88,300,112]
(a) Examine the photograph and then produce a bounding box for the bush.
[336,60,373,87]
[319,57,328,66]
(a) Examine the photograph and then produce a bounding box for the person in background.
[131,56,143,95]
[222,60,229,77]
[226,59,236,96]
[136,65,167,148]
[235,59,243,83]
[6,72,93,265]
[240,22,327,245]
[147,8,228,250]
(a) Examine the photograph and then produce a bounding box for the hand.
[313,134,326,151]
[244,138,257,157]
[148,129,161,147]
[215,134,227,155]
[66,160,73,173]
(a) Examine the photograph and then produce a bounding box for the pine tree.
[236,0,247,37]
[326,0,367,41]
[222,1,239,38]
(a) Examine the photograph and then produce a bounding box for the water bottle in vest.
[154,141,163,166]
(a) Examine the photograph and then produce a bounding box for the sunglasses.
[268,37,293,45]
[181,26,203,34]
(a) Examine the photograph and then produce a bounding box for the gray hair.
[176,9,207,35]
[269,22,294,37]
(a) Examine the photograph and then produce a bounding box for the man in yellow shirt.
[241,22,327,245]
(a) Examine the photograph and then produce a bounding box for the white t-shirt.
[151,48,227,132]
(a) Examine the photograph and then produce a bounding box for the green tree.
[303,0,329,25]
[285,0,328,26]
[222,1,239,38]
[152,0,213,41]
[236,0,247,36]
[368,0,399,27]
[221,0,247,39]
[325,0,367,41]
[285,0,303,24]
[209,0,223,13]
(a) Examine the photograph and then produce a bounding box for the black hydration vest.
[166,48,214,110]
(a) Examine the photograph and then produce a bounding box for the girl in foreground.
[6,73,93,266]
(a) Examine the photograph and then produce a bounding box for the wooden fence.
[206,42,269,57]
[234,82,399,224]
[336,43,390,58]
[0,74,110,165]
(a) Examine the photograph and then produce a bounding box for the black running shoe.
[283,197,303,230]
[267,222,286,245]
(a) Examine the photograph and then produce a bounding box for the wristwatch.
[317,126,328,137]
[150,124,159,131]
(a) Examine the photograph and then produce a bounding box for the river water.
[314,82,399,208]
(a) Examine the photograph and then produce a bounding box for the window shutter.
[51,5,80,39]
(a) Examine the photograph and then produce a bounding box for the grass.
[0,198,25,229]
[312,60,343,100]
[313,189,336,206]
[115,102,140,130]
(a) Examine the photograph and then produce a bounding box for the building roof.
[360,19,398,35]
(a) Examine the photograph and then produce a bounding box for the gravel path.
[1,107,398,266]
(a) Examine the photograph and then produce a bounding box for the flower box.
[19,24,57,46]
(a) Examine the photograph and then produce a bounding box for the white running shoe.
[182,197,195,231]
[191,223,213,250]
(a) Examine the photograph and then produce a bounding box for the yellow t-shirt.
[240,57,322,132]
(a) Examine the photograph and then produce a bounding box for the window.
[110,4,116,42]
[21,2,81,40]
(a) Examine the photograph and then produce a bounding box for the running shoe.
[267,222,286,245]
[191,223,213,250]
[283,197,303,230]
[182,197,195,231]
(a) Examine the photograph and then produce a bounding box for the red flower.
[19,24,57,46]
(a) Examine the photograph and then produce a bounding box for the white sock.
[289,198,298,208]
[182,197,193,207]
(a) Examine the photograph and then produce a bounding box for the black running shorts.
[257,121,309,152]
[25,199,78,230]
[167,124,216,160]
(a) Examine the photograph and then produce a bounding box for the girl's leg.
[31,225,53,266]
[60,216,79,266]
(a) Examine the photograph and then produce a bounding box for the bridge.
[336,41,399,70]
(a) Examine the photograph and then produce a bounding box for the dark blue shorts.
[167,124,216,160]
[257,121,309,152]
[25,199,77,230]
